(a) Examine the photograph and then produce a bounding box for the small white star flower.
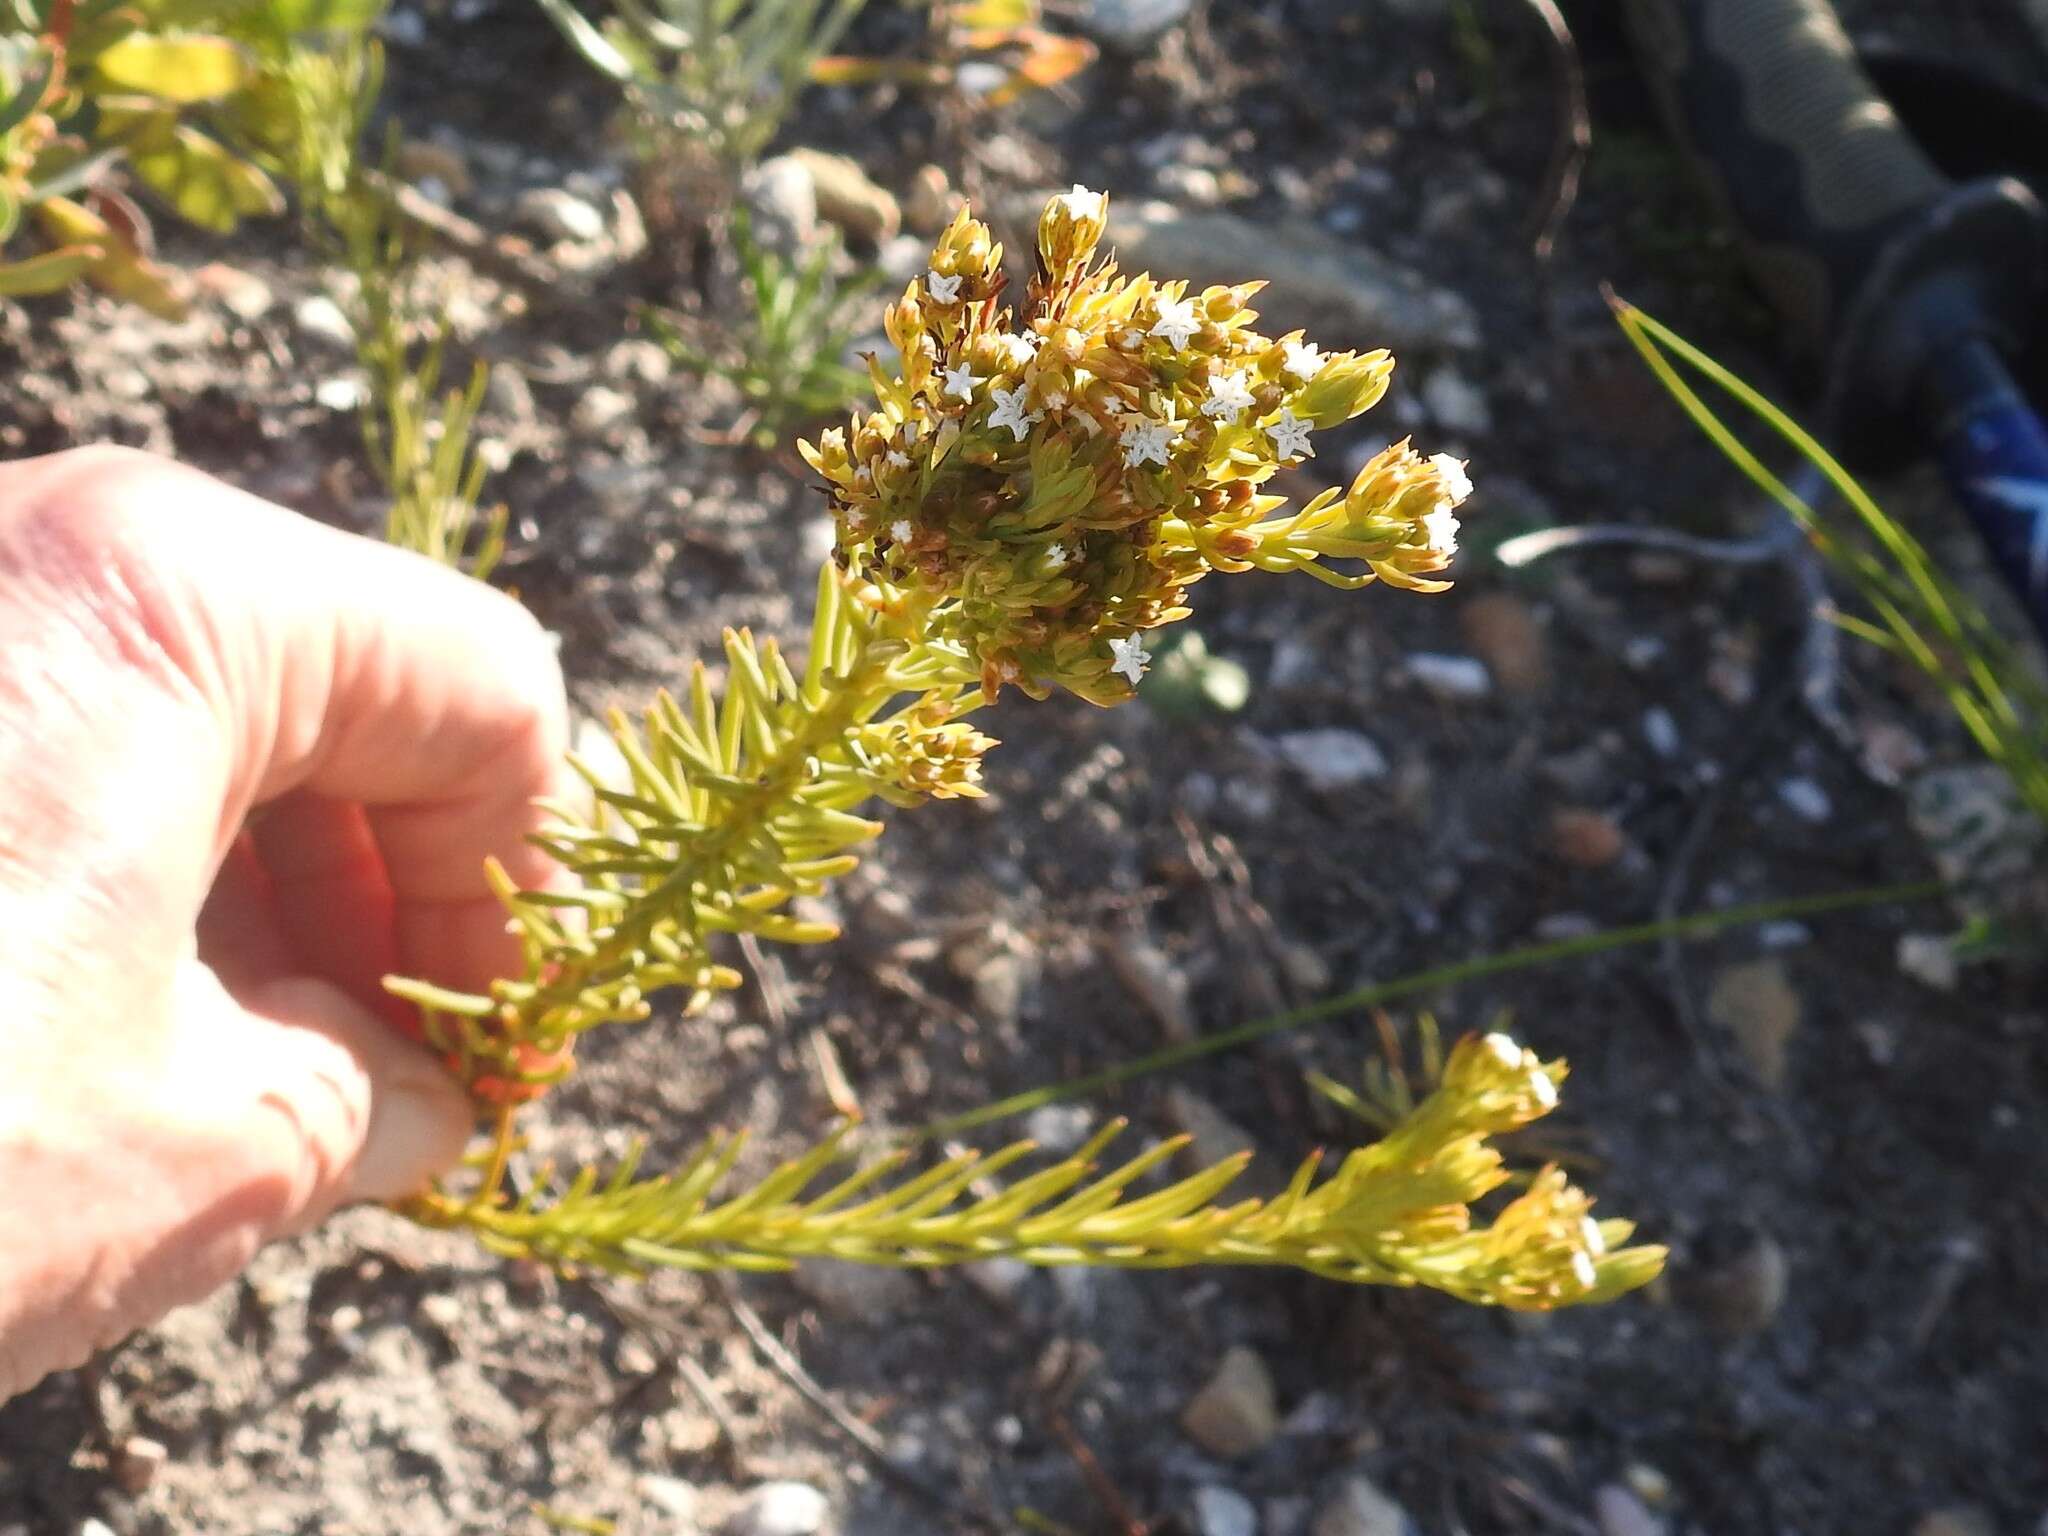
[1055,183,1106,222]
[1571,1250,1598,1289]
[1044,542,1070,569]
[1201,369,1256,423]
[1282,338,1325,380]
[1482,1032,1521,1068]
[1429,451,1473,506]
[925,269,962,303]
[1422,506,1460,556]
[890,519,914,543]
[1530,1067,1558,1109]
[1580,1216,1606,1256]
[1116,328,1145,351]
[854,463,873,483]
[942,362,982,401]
[1264,407,1315,461]
[987,384,1042,442]
[1107,633,1151,685]
[1042,388,1068,411]
[988,334,1036,370]
[902,419,921,443]
[1120,416,1175,469]
[885,450,911,469]
[1149,297,1201,350]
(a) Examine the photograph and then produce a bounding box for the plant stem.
[911,879,1946,1141]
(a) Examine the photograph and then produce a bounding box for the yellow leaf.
[976,31,1095,107]
[945,0,1036,30]
[34,195,189,319]
[93,33,251,103]
[806,53,948,87]
[131,125,283,233]
[0,245,102,297]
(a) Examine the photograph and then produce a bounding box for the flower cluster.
[801,188,1473,704]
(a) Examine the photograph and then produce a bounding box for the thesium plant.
[384,188,1665,1310]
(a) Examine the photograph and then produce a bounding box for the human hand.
[0,447,569,1401]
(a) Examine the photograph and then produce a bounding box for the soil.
[3,2,2047,1534]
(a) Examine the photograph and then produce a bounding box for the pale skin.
[0,447,572,1403]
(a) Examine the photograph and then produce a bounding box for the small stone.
[904,164,961,235]
[1107,202,1479,354]
[77,1521,117,1536]
[1593,1484,1666,1536]
[293,293,355,348]
[1459,594,1548,695]
[571,385,636,436]
[1275,728,1389,792]
[1683,1222,1788,1338]
[315,376,364,411]
[639,1474,699,1520]
[1897,932,1960,992]
[789,149,899,245]
[791,1257,920,1318]
[1164,1085,1257,1172]
[616,1335,660,1375]
[1706,958,1801,1090]
[1181,1346,1280,1459]
[1103,931,1194,1042]
[605,338,672,386]
[193,262,275,321]
[1310,1474,1414,1536]
[111,1435,167,1496]
[1193,1485,1260,1536]
[1621,1464,1672,1506]
[971,948,1033,1025]
[514,186,606,244]
[1776,775,1832,823]
[1026,1103,1096,1154]
[418,1292,463,1330]
[1914,1508,1995,1536]
[1550,807,1625,870]
[728,1481,829,1536]
[1641,707,1681,759]
[1420,366,1492,436]
[396,138,472,197]
[486,363,537,425]
[1405,653,1491,701]
[741,155,821,256]
[1076,0,1189,50]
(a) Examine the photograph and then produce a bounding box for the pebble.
[1420,366,1492,436]
[1776,775,1833,823]
[1310,1474,1414,1536]
[1641,707,1682,759]
[1405,653,1491,701]
[293,293,355,348]
[1274,728,1389,792]
[1550,807,1626,870]
[111,1435,167,1496]
[791,1258,919,1318]
[1180,1346,1280,1459]
[1593,1484,1667,1536]
[1164,1085,1257,1173]
[396,138,472,198]
[513,186,607,244]
[904,163,961,234]
[639,1474,699,1520]
[1027,1102,1097,1155]
[1459,594,1548,695]
[1076,0,1190,50]
[1683,1222,1788,1338]
[1897,932,1961,992]
[741,154,821,256]
[1106,202,1479,354]
[790,149,900,245]
[570,385,637,436]
[193,262,276,321]
[1103,930,1195,1042]
[605,338,672,385]
[727,1481,830,1536]
[1706,958,1801,1091]
[314,376,364,411]
[1194,1486,1260,1536]
[77,1522,117,1536]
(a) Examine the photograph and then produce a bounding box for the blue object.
[1926,337,2048,644]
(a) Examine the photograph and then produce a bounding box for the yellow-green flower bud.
[1037,184,1109,271]
[1292,348,1394,427]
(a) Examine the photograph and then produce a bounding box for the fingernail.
[345,1068,473,1204]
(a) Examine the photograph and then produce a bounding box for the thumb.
[135,965,473,1302]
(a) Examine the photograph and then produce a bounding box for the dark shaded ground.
[3,2,2047,1534]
